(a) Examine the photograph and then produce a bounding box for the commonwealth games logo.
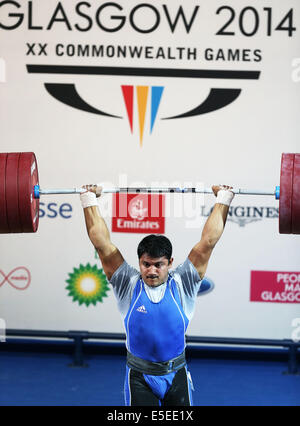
[121,85,164,146]
[66,264,110,307]
[27,65,260,147]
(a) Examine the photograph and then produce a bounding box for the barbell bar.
[36,187,278,196]
[0,152,299,235]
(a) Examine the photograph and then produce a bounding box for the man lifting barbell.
[0,151,299,404]
[80,183,235,406]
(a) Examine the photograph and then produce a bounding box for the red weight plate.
[0,153,9,233]
[292,154,300,234]
[18,152,39,233]
[279,153,294,234]
[5,153,22,233]
[5,152,23,233]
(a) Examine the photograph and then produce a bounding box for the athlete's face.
[139,254,173,287]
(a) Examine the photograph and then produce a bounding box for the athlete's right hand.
[82,184,102,198]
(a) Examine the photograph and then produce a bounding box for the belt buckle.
[167,360,174,373]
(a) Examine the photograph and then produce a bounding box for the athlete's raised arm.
[188,185,234,279]
[80,185,124,280]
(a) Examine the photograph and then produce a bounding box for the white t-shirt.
[109,258,203,321]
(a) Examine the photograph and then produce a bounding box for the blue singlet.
[124,275,191,403]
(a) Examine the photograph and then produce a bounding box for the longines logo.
[26,64,260,145]
[201,205,279,227]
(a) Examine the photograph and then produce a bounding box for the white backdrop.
[0,0,299,339]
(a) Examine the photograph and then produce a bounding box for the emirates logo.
[129,198,148,221]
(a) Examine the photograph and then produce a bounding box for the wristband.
[215,188,235,206]
[80,190,98,209]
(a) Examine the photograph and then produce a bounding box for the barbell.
[0,152,299,235]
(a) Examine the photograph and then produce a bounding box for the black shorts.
[124,366,193,406]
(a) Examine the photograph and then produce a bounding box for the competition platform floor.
[0,340,299,406]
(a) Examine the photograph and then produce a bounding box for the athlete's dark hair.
[137,235,172,262]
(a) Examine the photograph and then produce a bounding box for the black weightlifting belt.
[126,351,186,375]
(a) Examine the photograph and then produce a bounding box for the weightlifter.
[80,184,235,406]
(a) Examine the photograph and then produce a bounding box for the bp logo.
[66,264,109,307]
